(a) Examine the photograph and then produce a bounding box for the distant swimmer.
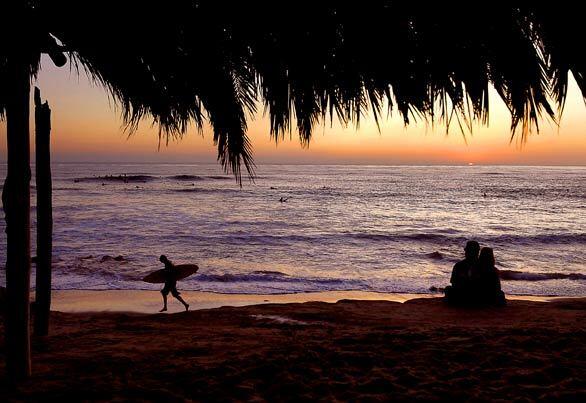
[279,197,290,203]
[158,255,190,312]
[483,192,487,198]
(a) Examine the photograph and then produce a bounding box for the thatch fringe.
[1,2,584,181]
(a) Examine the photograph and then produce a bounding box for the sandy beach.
[1,293,585,401]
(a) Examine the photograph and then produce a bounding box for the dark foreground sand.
[1,297,585,401]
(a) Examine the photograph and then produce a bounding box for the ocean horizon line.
[0,161,585,168]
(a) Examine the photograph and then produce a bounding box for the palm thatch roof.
[1,2,585,180]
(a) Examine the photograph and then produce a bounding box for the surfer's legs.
[171,289,189,311]
[160,288,169,312]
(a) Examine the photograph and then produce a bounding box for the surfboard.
[142,264,199,284]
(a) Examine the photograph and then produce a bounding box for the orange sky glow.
[1,56,585,165]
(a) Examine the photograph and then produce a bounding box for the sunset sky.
[1,55,585,165]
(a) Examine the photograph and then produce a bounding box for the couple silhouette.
[445,241,506,306]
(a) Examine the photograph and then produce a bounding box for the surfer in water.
[159,255,190,312]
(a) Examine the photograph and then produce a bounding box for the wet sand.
[50,289,558,313]
[1,296,585,400]
[51,290,439,313]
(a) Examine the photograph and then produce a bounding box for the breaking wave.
[500,270,586,282]
[168,175,205,181]
[195,272,367,287]
[74,175,156,183]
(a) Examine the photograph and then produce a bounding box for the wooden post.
[33,87,52,337]
[2,54,32,379]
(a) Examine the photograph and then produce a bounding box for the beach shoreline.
[51,289,572,314]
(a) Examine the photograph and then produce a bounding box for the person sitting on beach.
[477,247,506,306]
[159,255,190,312]
[444,240,480,305]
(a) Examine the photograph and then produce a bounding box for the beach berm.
[1,297,585,400]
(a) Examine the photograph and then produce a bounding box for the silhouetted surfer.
[279,197,289,202]
[159,255,189,312]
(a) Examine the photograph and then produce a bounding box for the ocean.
[0,163,584,296]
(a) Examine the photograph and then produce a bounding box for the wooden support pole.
[33,87,52,337]
[2,54,32,380]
